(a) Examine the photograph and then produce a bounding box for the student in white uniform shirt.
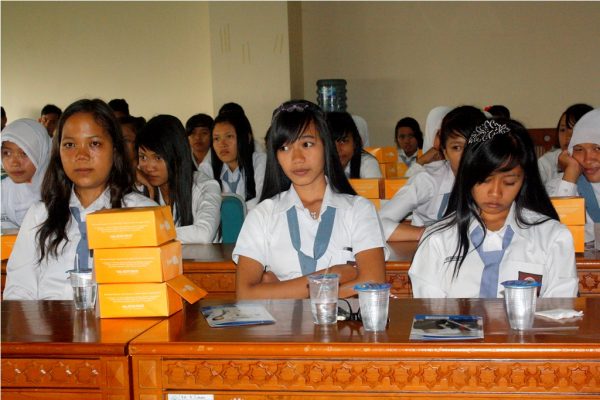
[203,112,267,211]
[538,104,593,185]
[380,106,486,241]
[234,100,387,299]
[4,99,157,300]
[410,119,578,298]
[326,111,381,179]
[185,113,213,171]
[546,108,600,244]
[1,119,51,229]
[404,106,451,178]
[136,115,221,244]
[394,117,423,169]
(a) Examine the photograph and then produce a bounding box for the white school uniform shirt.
[201,151,266,211]
[156,170,221,244]
[344,152,382,179]
[537,148,561,185]
[409,205,578,298]
[3,188,157,300]
[379,160,454,239]
[192,150,212,172]
[397,148,418,168]
[232,181,389,281]
[545,174,600,243]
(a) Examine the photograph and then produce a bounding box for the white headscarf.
[1,119,51,228]
[423,106,451,152]
[568,109,600,155]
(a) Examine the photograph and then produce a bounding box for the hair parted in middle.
[260,99,355,201]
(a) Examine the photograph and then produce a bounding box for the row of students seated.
[2,97,596,303]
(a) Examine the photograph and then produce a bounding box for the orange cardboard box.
[349,178,383,199]
[98,275,206,318]
[566,225,584,253]
[365,146,398,163]
[396,162,409,177]
[381,162,399,178]
[550,197,585,226]
[384,178,409,199]
[1,229,18,260]
[94,240,182,284]
[87,206,176,249]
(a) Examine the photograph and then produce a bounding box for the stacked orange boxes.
[87,206,206,318]
[550,197,585,253]
[365,147,398,178]
[349,178,383,210]
[384,178,409,199]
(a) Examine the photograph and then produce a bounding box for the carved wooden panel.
[579,271,600,294]
[155,359,600,394]
[386,272,412,297]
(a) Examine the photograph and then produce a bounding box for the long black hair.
[136,115,195,226]
[326,111,364,178]
[210,111,257,201]
[261,100,355,201]
[37,98,133,261]
[427,118,558,278]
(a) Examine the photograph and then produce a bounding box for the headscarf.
[423,106,451,152]
[1,119,51,228]
[568,109,600,155]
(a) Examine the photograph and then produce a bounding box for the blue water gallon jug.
[316,79,347,112]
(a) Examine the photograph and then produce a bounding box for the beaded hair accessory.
[273,101,321,118]
[468,119,510,144]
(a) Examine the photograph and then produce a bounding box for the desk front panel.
[130,297,600,399]
[1,301,162,400]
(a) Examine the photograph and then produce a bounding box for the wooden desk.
[1,301,163,400]
[129,297,600,399]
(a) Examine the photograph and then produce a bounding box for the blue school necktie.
[70,207,90,271]
[576,175,600,222]
[223,170,242,193]
[399,153,415,167]
[286,206,336,276]
[470,225,514,298]
[437,192,451,219]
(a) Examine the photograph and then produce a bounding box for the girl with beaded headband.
[409,118,578,298]
[546,108,600,245]
[233,100,387,299]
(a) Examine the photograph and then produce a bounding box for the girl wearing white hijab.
[1,119,51,229]
[546,109,600,244]
[405,106,451,177]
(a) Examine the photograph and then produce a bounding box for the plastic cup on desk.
[501,280,540,330]
[354,282,392,332]
[69,270,97,311]
[308,273,339,325]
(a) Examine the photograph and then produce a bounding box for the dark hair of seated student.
[136,115,196,226]
[210,111,258,201]
[38,98,133,261]
[486,105,511,119]
[431,118,558,277]
[108,98,130,118]
[261,100,356,201]
[326,111,366,178]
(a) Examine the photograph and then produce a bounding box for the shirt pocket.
[501,261,545,295]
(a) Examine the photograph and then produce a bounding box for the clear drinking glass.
[355,283,391,331]
[308,273,339,325]
[501,280,540,330]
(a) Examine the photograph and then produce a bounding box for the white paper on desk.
[535,309,583,320]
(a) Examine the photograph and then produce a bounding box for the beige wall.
[300,2,600,146]
[2,2,600,147]
[1,1,214,123]
[208,1,291,137]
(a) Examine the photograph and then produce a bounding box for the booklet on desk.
[410,314,484,340]
[202,303,276,327]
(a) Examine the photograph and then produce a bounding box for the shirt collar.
[273,177,352,214]
[69,187,112,216]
